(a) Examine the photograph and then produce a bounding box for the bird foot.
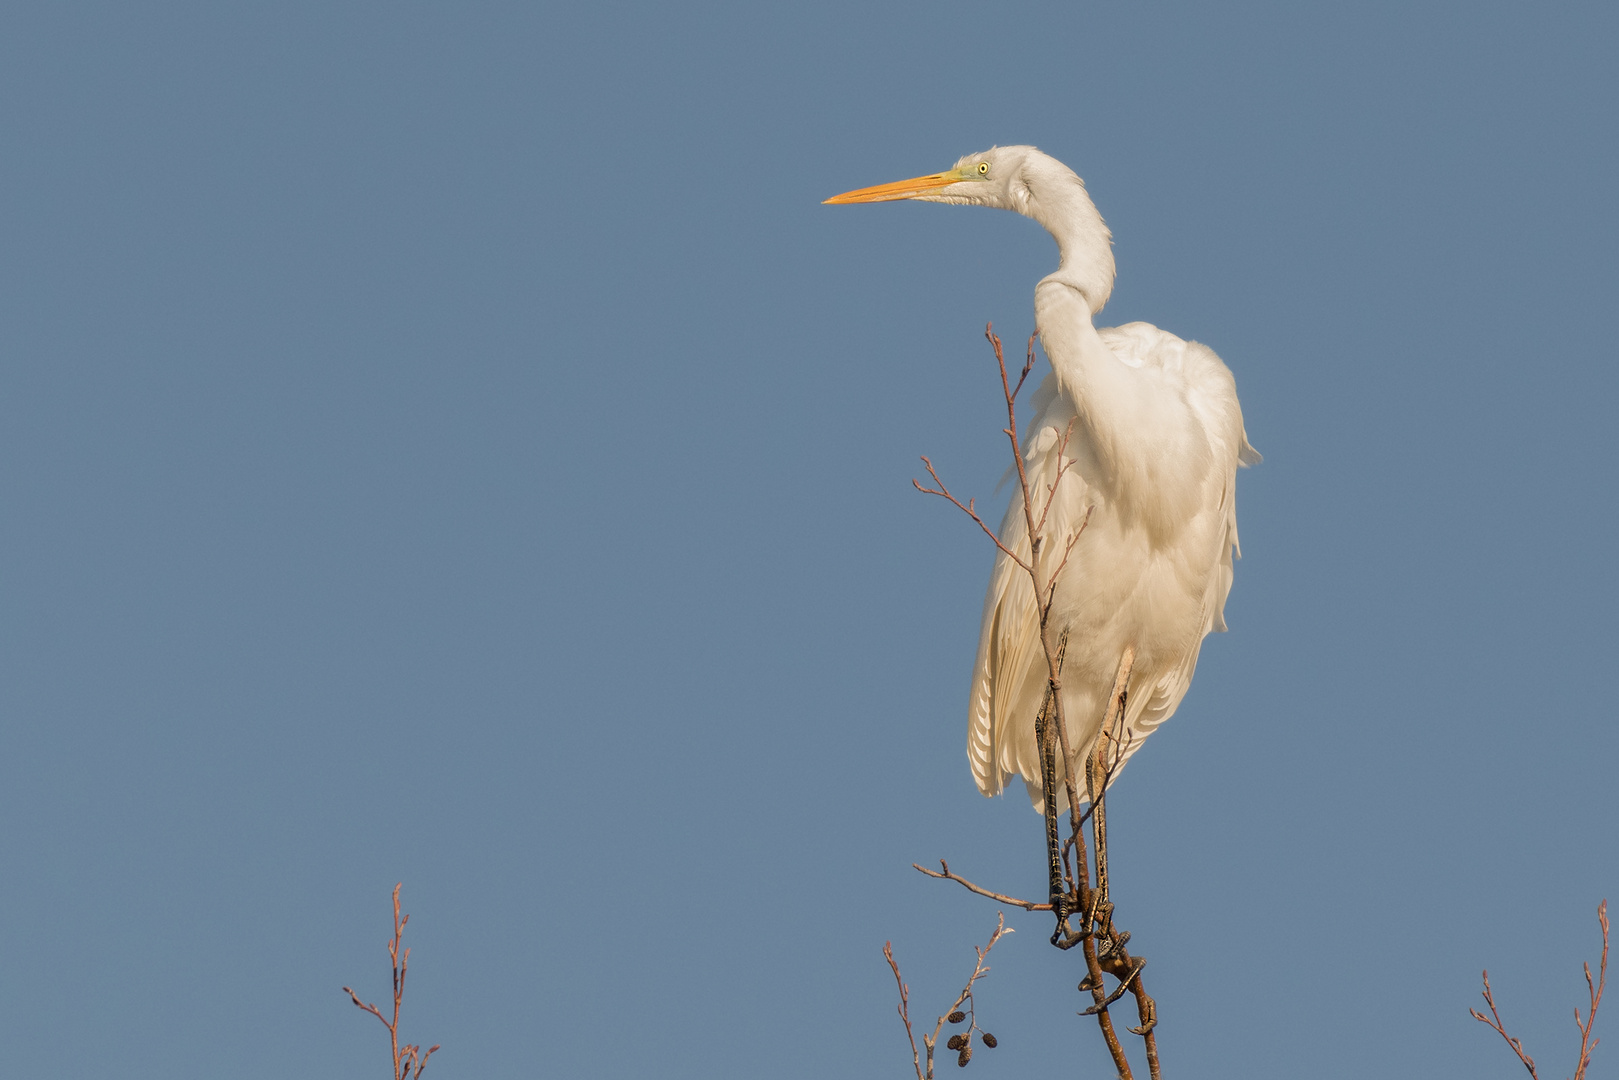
[1050,907,1093,950]
[1080,956,1146,1015]
[1128,989,1158,1036]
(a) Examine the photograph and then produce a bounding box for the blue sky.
[1,2,1615,1077]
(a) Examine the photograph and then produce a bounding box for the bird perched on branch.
[827,146,1257,813]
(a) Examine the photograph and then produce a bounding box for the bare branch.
[913,860,1052,911]
[343,987,389,1029]
[1471,969,1540,1079]
[409,1042,441,1080]
[1574,900,1608,1080]
[344,883,440,1080]
[1043,504,1093,611]
[886,916,1011,1077]
[1032,418,1079,539]
[1010,330,1038,401]
[912,457,1032,573]
[884,942,925,1080]
[1472,900,1608,1080]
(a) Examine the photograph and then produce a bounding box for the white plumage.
[828,146,1256,812]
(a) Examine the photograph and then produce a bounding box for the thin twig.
[914,860,1053,911]
[913,458,1031,573]
[997,324,1132,1079]
[925,913,1011,1072]
[886,915,1012,1078]
[884,941,925,1080]
[344,884,440,1080]
[1574,900,1608,1080]
[1044,512,1090,611]
[1010,329,1038,401]
[1033,418,1080,539]
[1470,900,1609,1080]
[1471,970,1540,1079]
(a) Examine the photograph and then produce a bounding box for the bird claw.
[1050,903,1093,949]
[1052,926,1090,950]
[1079,957,1145,1015]
[1128,990,1158,1036]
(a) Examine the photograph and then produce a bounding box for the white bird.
[827,146,1257,814]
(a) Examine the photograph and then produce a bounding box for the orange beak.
[823,170,963,204]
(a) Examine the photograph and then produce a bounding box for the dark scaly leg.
[1086,647,1135,934]
[1035,689,1070,943]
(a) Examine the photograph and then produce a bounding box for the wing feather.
[969,377,1091,800]
[967,499,1041,797]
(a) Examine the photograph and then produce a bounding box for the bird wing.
[970,327,1255,806]
[968,378,1090,799]
[967,488,1042,799]
[1098,325,1256,772]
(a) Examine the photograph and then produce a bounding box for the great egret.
[827,146,1257,814]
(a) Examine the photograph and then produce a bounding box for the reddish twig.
[914,860,1053,911]
[1032,418,1079,538]
[913,458,1031,573]
[1471,970,1540,1078]
[1471,899,1609,1080]
[1573,900,1608,1079]
[1043,520,1087,611]
[343,883,441,1080]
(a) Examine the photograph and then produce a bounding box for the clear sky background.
[1,2,1615,1077]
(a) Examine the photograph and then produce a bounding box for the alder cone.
[947,1011,966,1024]
[946,1034,965,1051]
[981,1033,997,1049]
[957,1046,972,1067]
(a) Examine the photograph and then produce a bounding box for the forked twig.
[886,914,1011,1078]
[914,458,1030,573]
[885,941,924,1080]
[343,884,441,1080]
[1574,900,1609,1078]
[1470,899,1608,1080]
[1472,970,1541,1078]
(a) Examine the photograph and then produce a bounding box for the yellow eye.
[977,162,990,175]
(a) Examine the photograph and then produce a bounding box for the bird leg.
[1071,645,1164,1076]
[1081,955,1145,1015]
[1085,748,1113,936]
[1035,689,1072,942]
[1085,647,1135,936]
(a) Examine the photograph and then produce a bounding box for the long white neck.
[1022,155,1132,478]
[1018,155,1114,314]
[1021,158,1202,540]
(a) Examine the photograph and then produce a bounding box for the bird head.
[824,145,1115,312]
[823,145,1041,211]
